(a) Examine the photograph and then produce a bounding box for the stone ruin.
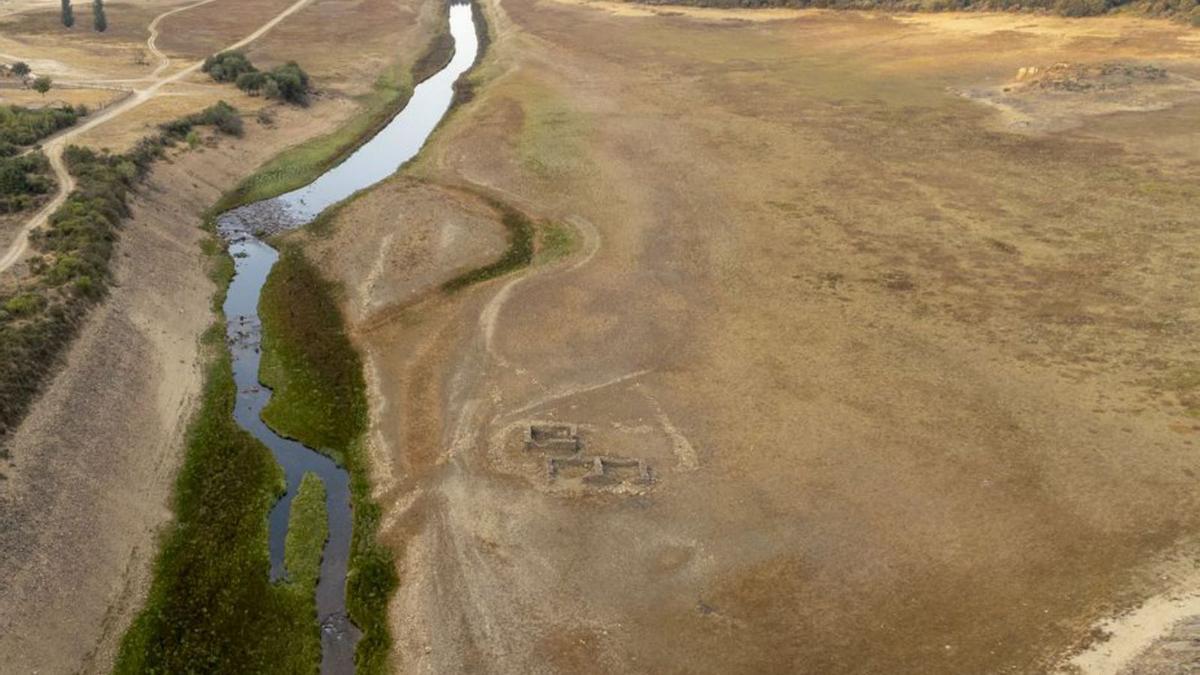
[521,422,654,489]
[547,456,653,486]
[524,423,581,453]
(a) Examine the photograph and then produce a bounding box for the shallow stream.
[217,3,480,671]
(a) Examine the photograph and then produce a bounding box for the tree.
[61,0,74,27]
[202,51,255,83]
[92,0,106,32]
[33,76,52,96]
[10,62,31,78]
[235,71,268,93]
[266,62,310,105]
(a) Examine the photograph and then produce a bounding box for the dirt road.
[0,0,318,275]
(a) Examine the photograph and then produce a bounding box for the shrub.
[1055,0,1109,14]
[236,71,269,94]
[0,104,79,147]
[10,62,30,78]
[160,101,243,139]
[0,152,53,213]
[3,293,46,316]
[32,76,52,96]
[266,62,310,106]
[202,51,256,83]
[262,78,281,101]
[202,51,310,106]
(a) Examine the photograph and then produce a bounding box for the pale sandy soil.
[291,179,509,325]
[0,146,217,675]
[297,0,1200,672]
[0,85,127,110]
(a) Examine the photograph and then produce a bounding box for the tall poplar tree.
[92,0,106,32]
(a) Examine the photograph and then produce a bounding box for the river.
[217,2,480,672]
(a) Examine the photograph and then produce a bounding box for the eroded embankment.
[0,130,249,675]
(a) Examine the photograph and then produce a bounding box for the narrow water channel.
[217,3,480,672]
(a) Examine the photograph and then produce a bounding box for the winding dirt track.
[0,0,317,275]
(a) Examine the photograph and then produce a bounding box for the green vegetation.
[259,246,364,460]
[203,51,256,83]
[0,152,53,213]
[0,102,242,445]
[0,104,83,152]
[637,0,1200,22]
[286,473,329,591]
[160,100,245,138]
[10,62,30,78]
[443,199,535,292]
[535,219,577,264]
[92,0,106,32]
[61,0,74,28]
[113,340,320,674]
[32,76,52,97]
[256,246,397,674]
[512,83,590,183]
[203,51,311,105]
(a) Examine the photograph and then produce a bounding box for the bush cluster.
[203,51,311,105]
[201,51,255,83]
[0,102,243,445]
[0,153,53,213]
[0,104,84,153]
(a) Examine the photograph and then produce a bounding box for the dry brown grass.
[297,0,1200,673]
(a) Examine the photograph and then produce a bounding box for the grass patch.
[442,198,535,292]
[259,245,365,461]
[256,245,397,674]
[517,85,589,182]
[113,333,320,673]
[286,472,329,590]
[535,219,577,264]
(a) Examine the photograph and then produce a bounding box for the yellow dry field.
[0,85,127,110]
[0,1,173,80]
[300,0,1200,672]
[0,0,444,153]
